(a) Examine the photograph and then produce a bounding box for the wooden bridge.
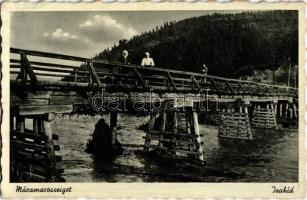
[9,48,298,182]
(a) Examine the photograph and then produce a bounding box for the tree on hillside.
[94,10,298,83]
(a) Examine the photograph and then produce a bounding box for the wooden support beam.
[144,112,159,151]
[134,68,148,89]
[20,53,39,86]
[144,112,158,152]
[159,111,167,149]
[16,63,27,81]
[225,81,234,96]
[191,111,204,161]
[16,116,25,133]
[88,61,102,86]
[19,105,73,115]
[209,78,220,95]
[42,115,59,181]
[110,112,118,145]
[167,72,177,91]
[293,104,298,119]
[74,70,78,82]
[33,119,39,134]
[238,82,246,96]
[191,75,201,91]
[285,103,289,119]
[173,111,178,134]
[279,102,283,118]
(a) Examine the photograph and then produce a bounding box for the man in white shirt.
[141,52,155,67]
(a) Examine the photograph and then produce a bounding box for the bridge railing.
[10,48,298,97]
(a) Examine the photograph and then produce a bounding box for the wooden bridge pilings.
[10,113,64,182]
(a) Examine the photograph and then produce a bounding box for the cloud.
[41,28,92,53]
[79,15,137,42]
[43,28,78,41]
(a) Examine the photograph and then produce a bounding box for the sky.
[11,11,232,58]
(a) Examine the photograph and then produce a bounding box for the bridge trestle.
[10,111,64,182]
[276,99,298,120]
[251,102,277,129]
[218,104,253,140]
[144,101,204,163]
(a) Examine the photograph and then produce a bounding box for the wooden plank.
[11,131,58,144]
[21,54,39,85]
[148,130,203,138]
[19,105,73,115]
[10,64,20,68]
[43,119,61,180]
[225,80,234,96]
[11,130,46,142]
[11,140,49,151]
[144,112,158,151]
[218,134,252,140]
[134,68,148,89]
[88,61,102,86]
[221,124,250,129]
[172,149,202,155]
[209,78,220,93]
[12,150,50,163]
[12,71,70,78]
[219,127,249,133]
[158,138,203,145]
[49,96,86,105]
[191,111,204,161]
[22,172,49,182]
[11,98,49,106]
[167,72,177,91]
[122,144,145,148]
[11,47,87,62]
[221,116,248,121]
[191,75,201,91]
[28,60,80,70]
[32,66,74,73]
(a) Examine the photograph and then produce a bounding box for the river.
[52,114,298,182]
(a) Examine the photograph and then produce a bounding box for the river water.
[52,114,298,182]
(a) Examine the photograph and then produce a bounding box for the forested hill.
[94,11,298,79]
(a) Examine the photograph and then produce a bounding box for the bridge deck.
[10,48,298,101]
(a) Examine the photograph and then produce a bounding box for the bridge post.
[42,113,62,181]
[274,102,278,117]
[293,103,298,119]
[16,116,25,133]
[191,109,204,161]
[285,102,289,119]
[279,102,283,118]
[144,112,158,152]
[110,112,118,145]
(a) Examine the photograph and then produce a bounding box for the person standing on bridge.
[202,64,208,75]
[118,50,130,84]
[141,52,155,67]
[119,50,130,64]
[202,64,208,83]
